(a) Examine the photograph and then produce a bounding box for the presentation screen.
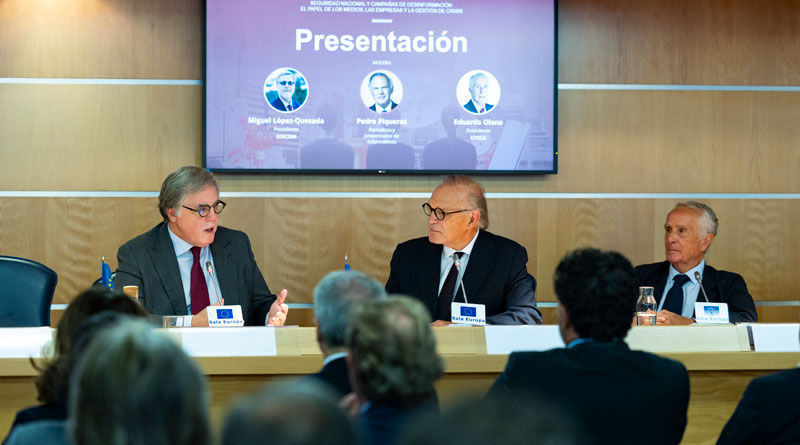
[204,0,556,173]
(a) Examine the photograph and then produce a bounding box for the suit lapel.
[461,230,494,304]
[651,261,670,306]
[209,230,235,305]
[150,224,189,315]
[416,242,443,317]
[700,264,720,303]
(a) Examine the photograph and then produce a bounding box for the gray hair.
[69,319,210,445]
[368,71,393,90]
[469,72,488,89]
[440,175,489,229]
[158,166,218,222]
[276,70,296,82]
[313,270,386,348]
[345,295,443,401]
[221,380,356,445]
[674,201,718,236]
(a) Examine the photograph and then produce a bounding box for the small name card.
[451,302,486,325]
[694,302,730,324]
[208,305,245,327]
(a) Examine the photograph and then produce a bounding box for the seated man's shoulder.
[120,223,164,249]
[395,236,432,250]
[482,230,524,249]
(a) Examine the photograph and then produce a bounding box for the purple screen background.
[205,0,555,172]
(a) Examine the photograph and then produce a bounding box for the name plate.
[694,302,730,324]
[451,302,486,325]
[208,305,245,327]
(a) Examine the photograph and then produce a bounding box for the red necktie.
[190,246,210,315]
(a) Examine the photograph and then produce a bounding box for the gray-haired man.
[115,166,288,326]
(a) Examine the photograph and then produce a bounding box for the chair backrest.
[0,255,58,327]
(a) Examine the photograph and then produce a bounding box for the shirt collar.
[376,102,392,112]
[323,351,348,367]
[443,229,480,258]
[167,224,194,257]
[667,259,706,285]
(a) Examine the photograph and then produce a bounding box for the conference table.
[2,324,799,444]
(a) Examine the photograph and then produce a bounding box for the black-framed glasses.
[422,202,473,221]
[278,81,295,86]
[183,200,226,218]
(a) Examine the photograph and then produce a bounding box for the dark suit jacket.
[270,97,300,112]
[717,367,800,444]
[463,101,494,113]
[488,341,690,445]
[115,223,275,326]
[361,391,439,445]
[3,404,66,445]
[385,230,541,325]
[306,356,351,397]
[635,261,757,323]
[369,101,397,112]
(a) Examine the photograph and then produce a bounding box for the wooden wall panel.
[3,197,800,308]
[559,0,800,85]
[1,88,798,193]
[0,0,202,79]
[0,84,200,190]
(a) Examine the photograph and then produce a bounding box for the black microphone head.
[205,261,213,273]
[694,271,702,282]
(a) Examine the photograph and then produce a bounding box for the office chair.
[0,255,58,327]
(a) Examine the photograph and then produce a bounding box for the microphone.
[453,254,469,304]
[694,271,710,303]
[205,261,224,305]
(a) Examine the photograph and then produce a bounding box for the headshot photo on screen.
[457,70,501,115]
[361,70,403,113]
[264,68,308,113]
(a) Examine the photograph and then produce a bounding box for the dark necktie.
[287,103,293,111]
[662,274,690,315]
[436,252,464,321]
[190,246,210,315]
[479,107,485,113]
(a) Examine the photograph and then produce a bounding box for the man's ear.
[469,210,480,227]
[166,207,178,223]
[700,233,715,253]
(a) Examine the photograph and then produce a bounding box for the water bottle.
[636,286,657,326]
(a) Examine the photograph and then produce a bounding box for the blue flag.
[344,252,351,271]
[101,255,113,289]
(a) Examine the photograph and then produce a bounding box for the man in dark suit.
[385,175,541,325]
[367,72,398,113]
[717,365,800,444]
[343,296,442,445]
[306,270,386,396]
[115,166,289,327]
[488,248,691,445]
[636,201,757,324]
[463,72,494,114]
[269,70,301,112]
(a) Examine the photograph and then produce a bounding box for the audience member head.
[554,248,637,343]
[69,318,210,445]
[313,270,387,355]
[34,287,147,405]
[664,201,717,273]
[400,394,581,445]
[221,380,356,445]
[345,295,443,402]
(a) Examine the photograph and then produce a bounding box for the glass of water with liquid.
[636,286,657,326]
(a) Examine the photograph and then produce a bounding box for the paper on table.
[0,327,53,358]
[484,325,564,355]
[750,324,800,352]
[176,326,278,357]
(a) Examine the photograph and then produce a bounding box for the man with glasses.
[385,175,541,325]
[270,70,300,112]
[115,166,289,326]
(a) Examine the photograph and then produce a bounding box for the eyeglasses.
[277,81,295,86]
[182,200,226,218]
[422,202,474,221]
